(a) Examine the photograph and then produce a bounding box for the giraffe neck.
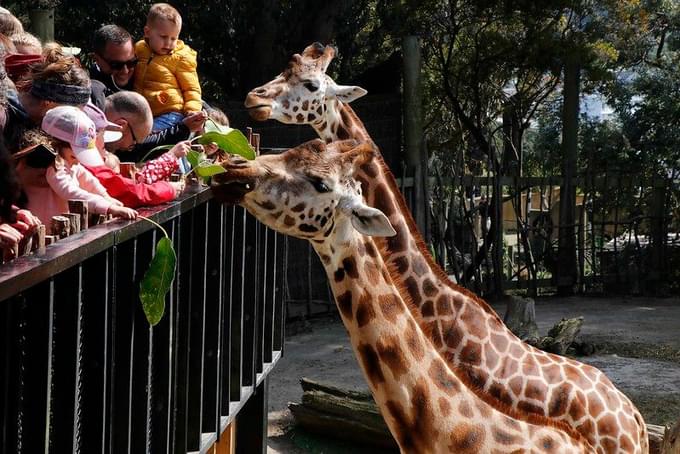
[304,99,647,453]
[310,228,589,453]
[311,100,372,144]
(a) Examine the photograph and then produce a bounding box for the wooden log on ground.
[290,378,397,449]
[663,418,680,454]
[503,296,540,344]
[68,199,88,230]
[539,317,584,355]
[51,215,70,239]
[649,423,666,454]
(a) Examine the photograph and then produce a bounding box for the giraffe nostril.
[254,88,267,95]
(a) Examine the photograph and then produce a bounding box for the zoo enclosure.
[0,185,285,454]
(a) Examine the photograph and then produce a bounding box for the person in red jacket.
[49,104,183,208]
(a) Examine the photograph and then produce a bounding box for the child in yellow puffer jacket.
[133,3,206,132]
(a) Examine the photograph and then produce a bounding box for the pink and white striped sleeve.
[135,152,180,184]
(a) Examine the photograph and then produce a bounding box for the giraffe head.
[212,139,395,242]
[245,43,367,125]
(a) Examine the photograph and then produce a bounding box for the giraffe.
[212,139,593,453]
[244,43,649,454]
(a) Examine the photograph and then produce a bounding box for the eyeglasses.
[128,122,139,145]
[101,56,138,71]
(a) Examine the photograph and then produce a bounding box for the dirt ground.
[267,296,680,453]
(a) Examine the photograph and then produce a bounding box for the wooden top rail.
[0,184,212,302]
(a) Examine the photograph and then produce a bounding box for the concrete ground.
[267,296,680,453]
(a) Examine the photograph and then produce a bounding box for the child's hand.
[107,205,138,220]
[0,223,23,250]
[182,111,207,133]
[171,140,191,158]
[170,180,185,197]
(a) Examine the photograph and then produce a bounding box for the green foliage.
[139,235,176,326]
[197,129,255,160]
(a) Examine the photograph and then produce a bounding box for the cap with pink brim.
[41,106,105,167]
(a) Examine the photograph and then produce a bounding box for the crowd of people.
[0,3,231,259]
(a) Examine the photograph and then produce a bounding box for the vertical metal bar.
[273,233,286,354]
[234,377,269,454]
[263,227,275,363]
[230,207,246,402]
[256,221,266,373]
[150,218,177,454]
[241,212,259,389]
[220,206,235,417]
[48,265,81,453]
[78,251,110,453]
[202,200,224,436]
[110,239,136,454]
[130,231,153,454]
[187,202,208,451]
[172,211,193,454]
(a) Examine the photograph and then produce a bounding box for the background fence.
[0,186,285,454]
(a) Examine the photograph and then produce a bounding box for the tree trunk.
[402,35,428,239]
[29,9,54,43]
[503,296,539,343]
[557,60,580,295]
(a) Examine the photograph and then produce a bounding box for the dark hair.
[92,24,132,56]
[0,136,21,222]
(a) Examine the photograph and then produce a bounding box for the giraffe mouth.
[245,105,272,121]
[210,179,255,205]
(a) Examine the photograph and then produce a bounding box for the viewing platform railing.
[0,184,285,454]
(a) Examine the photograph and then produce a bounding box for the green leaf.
[187,149,207,168]
[194,163,227,178]
[139,236,177,326]
[198,130,256,160]
[138,144,174,164]
[204,118,231,134]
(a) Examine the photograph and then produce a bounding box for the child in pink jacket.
[28,106,137,231]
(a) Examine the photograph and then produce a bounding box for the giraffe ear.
[339,199,396,237]
[329,85,367,103]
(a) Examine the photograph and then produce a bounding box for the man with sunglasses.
[90,25,138,96]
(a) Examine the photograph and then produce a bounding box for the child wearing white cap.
[30,105,137,231]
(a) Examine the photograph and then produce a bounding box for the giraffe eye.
[310,178,330,193]
[303,81,319,92]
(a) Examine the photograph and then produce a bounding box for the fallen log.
[290,378,397,449]
[539,317,584,356]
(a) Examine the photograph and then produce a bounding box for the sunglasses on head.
[101,56,138,71]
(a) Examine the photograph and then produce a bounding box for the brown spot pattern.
[336,290,353,320]
[357,343,384,385]
[378,294,402,323]
[449,423,484,454]
[355,291,376,328]
[428,361,460,394]
[421,300,435,317]
[376,336,408,380]
[342,257,359,279]
[422,278,437,297]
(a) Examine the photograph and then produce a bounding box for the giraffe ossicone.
[212,139,592,453]
[241,43,649,454]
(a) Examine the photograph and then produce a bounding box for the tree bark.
[557,60,580,295]
[402,35,428,239]
[503,296,539,343]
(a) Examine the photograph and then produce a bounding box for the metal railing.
[0,185,285,454]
